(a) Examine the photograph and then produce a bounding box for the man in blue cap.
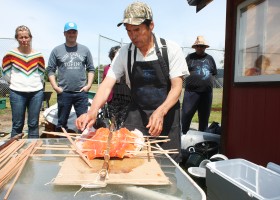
[47,22,95,132]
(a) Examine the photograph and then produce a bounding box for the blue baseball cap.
[64,22,78,32]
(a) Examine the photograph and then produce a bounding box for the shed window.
[234,0,280,82]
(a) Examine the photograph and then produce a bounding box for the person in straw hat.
[181,36,217,134]
[76,1,189,163]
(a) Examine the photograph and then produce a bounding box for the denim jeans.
[56,91,88,131]
[10,89,43,138]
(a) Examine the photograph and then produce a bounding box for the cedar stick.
[4,140,37,200]
[42,144,70,148]
[31,154,79,157]
[35,147,93,151]
[42,131,81,136]
[0,140,36,188]
[146,139,170,144]
[0,133,24,152]
[0,140,26,168]
[146,138,151,162]
[61,128,93,168]
[35,147,73,151]
[126,150,179,154]
[143,135,169,138]
[42,131,107,143]
[31,140,43,155]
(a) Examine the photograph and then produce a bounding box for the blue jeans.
[181,90,213,133]
[56,91,88,131]
[10,89,43,138]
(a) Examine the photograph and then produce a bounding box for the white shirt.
[107,35,189,88]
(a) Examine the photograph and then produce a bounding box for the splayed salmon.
[75,127,145,160]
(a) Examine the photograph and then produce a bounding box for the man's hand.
[54,86,63,94]
[146,108,165,136]
[75,110,98,131]
[79,85,91,92]
[48,75,63,94]
[146,77,183,136]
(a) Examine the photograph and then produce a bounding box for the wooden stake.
[35,147,93,151]
[42,131,80,136]
[31,154,79,157]
[126,150,179,154]
[4,140,37,200]
[42,131,107,143]
[61,128,93,168]
[42,144,70,148]
[0,140,26,168]
[146,139,170,144]
[143,135,169,138]
[146,138,151,162]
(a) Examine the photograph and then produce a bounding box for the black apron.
[124,36,181,162]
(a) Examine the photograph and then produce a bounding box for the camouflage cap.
[117,1,153,27]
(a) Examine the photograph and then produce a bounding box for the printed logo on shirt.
[190,59,211,80]
[61,52,84,69]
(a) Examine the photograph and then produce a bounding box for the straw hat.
[192,36,210,48]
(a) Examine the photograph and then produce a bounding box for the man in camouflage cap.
[76,1,189,163]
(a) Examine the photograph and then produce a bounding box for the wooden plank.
[53,152,170,186]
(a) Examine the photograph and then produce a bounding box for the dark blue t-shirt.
[184,53,217,92]
[47,43,95,92]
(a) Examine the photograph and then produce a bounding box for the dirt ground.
[0,109,12,134]
[0,109,47,138]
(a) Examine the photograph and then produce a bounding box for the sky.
[0,0,226,67]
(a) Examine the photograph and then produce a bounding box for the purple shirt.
[103,64,113,102]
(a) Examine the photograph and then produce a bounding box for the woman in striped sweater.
[1,25,45,138]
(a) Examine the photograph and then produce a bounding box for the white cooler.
[206,159,280,200]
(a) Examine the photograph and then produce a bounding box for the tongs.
[99,117,116,180]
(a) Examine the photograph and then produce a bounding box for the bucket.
[187,167,206,189]
[184,147,206,169]
[181,146,192,164]
[194,141,219,159]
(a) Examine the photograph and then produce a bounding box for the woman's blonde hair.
[15,25,32,39]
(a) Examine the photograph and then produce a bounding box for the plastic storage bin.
[0,98,6,109]
[87,91,96,99]
[206,159,280,200]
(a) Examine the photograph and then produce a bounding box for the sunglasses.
[195,45,206,48]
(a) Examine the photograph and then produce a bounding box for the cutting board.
[53,153,171,186]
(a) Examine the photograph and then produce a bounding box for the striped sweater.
[2,50,45,92]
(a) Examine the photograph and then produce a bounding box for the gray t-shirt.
[47,43,95,92]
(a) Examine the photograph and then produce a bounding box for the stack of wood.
[0,136,40,199]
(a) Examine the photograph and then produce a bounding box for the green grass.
[1,83,223,124]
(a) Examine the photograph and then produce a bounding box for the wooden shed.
[222,0,280,166]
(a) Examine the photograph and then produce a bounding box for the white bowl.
[188,167,206,178]
[210,153,228,161]
[199,159,211,168]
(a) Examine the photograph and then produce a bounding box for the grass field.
[0,82,223,123]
